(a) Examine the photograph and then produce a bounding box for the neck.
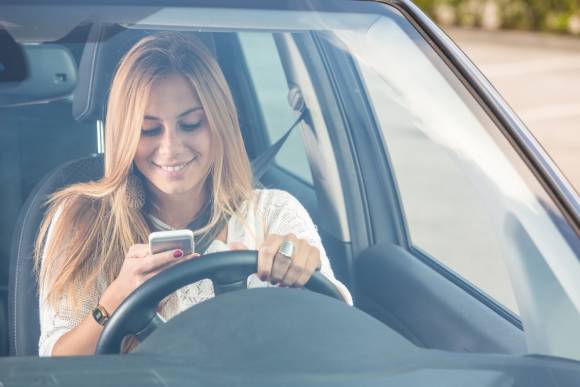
[148,184,208,229]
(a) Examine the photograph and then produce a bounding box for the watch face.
[93,307,107,325]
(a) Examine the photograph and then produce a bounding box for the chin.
[158,184,197,196]
[152,176,205,196]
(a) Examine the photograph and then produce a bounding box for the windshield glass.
[333,11,580,311]
[0,0,578,365]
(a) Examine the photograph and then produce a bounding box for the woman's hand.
[100,244,197,312]
[256,234,321,287]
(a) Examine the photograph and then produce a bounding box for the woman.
[35,32,351,357]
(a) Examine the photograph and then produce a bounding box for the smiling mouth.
[152,157,196,172]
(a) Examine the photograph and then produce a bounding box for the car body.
[0,0,579,386]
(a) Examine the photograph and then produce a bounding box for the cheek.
[200,135,212,156]
[189,128,212,156]
[134,140,153,169]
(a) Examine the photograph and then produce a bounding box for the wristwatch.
[92,304,110,326]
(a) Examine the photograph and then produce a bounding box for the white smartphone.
[148,229,195,255]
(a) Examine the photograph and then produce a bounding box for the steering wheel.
[95,250,344,354]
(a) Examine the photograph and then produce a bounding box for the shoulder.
[233,189,313,233]
[42,194,102,252]
[249,189,303,214]
[251,188,300,206]
[248,189,316,231]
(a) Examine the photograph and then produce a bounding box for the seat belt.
[250,86,307,181]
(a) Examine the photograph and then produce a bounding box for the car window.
[339,21,520,312]
[238,32,313,185]
[335,15,578,315]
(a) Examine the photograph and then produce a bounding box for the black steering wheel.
[95,250,344,354]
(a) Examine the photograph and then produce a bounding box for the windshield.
[331,6,579,329]
[0,0,578,370]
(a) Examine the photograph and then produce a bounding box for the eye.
[180,121,202,132]
[141,127,162,137]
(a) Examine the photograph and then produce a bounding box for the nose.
[157,124,184,157]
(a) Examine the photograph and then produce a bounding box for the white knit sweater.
[38,189,352,356]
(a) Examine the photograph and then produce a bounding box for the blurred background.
[415,0,580,193]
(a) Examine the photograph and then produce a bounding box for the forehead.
[145,73,201,118]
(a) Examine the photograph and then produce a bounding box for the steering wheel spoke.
[134,313,166,342]
[211,266,255,295]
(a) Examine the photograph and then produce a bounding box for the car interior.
[0,19,527,360]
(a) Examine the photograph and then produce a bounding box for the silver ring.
[277,240,295,260]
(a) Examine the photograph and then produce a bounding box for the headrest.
[72,24,216,122]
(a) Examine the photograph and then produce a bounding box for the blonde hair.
[35,32,253,310]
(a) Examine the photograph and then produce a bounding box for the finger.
[280,242,309,287]
[142,251,191,281]
[228,241,248,251]
[183,252,201,260]
[294,250,320,288]
[257,234,284,281]
[270,234,298,283]
[127,244,149,259]
[142,268,164,283]
[141,249,185,274]
[270,252,293,284]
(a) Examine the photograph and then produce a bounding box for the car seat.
[8,156,104,356]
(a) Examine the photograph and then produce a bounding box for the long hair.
[35,32,253,310]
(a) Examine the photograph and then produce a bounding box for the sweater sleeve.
[260,190,353,305]
[37,206,98,356]
[38,294,96,357]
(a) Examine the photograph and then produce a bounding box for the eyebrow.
[144,107,202,120]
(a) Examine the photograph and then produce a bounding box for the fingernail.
[173,249,184,258]
[270,280,277,285]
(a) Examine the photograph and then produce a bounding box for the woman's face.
[135,73,213,198]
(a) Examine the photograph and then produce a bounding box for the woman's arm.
[40,242,192,356]
[48,284,124,356]
[260,190,353,305]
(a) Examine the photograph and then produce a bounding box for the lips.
[152,157,196,175]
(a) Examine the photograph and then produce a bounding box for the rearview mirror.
[0,43,77,107]
[0,26,27,83]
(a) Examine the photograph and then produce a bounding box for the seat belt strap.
[250,109,307,182]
